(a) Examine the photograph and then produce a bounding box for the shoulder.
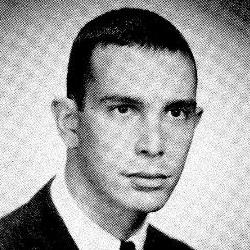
[0,201,32,248]
[0,180,54,248]
[0,179,77,249]
[146,225,195,250]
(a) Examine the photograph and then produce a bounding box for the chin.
[128,190,172,214]
[137,203,166,213]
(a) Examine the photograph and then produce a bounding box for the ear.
[51,97,79,148]
[194,106,203,126]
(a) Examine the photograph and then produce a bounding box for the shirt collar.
[128,219,148,250]
[50,171,148,250]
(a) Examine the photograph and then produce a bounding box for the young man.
[0,8,203,250]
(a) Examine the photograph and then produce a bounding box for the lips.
[126,172,168,179]
[124,172,170,191]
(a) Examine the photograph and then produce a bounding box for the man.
[0,8,203,250]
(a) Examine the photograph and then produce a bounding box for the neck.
[64,149,147,240]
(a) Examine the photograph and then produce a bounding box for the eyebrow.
[100,95,144,106]
[166,100,197,109]
[99,95,196,109]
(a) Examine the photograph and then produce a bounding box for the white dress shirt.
[50,171,148,250]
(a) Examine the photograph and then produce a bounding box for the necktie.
[120,241,136,250]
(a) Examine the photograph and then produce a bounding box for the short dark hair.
[67,8,196,111]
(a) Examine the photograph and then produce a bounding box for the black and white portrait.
[0,1,249,249]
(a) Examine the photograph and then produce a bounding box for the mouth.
[124,172,171,191]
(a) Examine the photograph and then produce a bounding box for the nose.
[135,116,164,158]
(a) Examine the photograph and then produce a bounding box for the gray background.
[0,0,249,249]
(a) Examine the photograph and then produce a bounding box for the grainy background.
[0,0,249,249]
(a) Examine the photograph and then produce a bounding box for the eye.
[108,104,136,116]
[167,108,188,119]
[170,109,182,117]
[117,105,130,114]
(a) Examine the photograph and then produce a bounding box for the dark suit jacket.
[0,180,194,250]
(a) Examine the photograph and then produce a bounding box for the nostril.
[140,149,164,157]
[158,150,164,157]
[141,150,148,155]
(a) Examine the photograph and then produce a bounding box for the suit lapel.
[144,225,194,250]
[24,179,79,249]
[144,225,163,250]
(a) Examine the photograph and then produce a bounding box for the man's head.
[66,7,197,110]
[52,8,202,214]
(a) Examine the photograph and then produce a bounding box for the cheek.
[164,125,195,162]
[165,137,191,178]
[79,114,134,160]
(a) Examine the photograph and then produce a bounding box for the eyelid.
[107,103,140,112]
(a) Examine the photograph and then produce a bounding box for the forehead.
[88,44,197,102]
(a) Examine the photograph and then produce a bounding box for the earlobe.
[195,107,203,125]
[51,97,79,148]
[197,107,203,117]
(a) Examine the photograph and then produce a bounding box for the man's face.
[77,45,199,213]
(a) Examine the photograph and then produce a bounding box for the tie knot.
[120,241,135,250]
